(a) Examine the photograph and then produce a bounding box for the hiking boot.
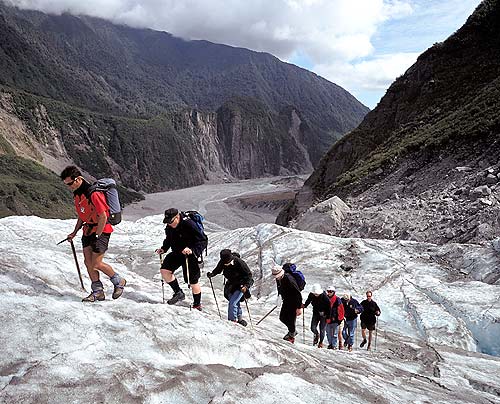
[167,290,185,305]
[348,345,353,352]
[237,319,247,327]
[317,342,324,348]
[283,335,295,343]
[360,338,367,348]
[339,343,343,350]
[283,331,297,340]
[192,304,202,311]
[82,290,105,302]
[367,343,372,351]
[327,344,333,349]
[313,333,319,345]
[112,278,127,300]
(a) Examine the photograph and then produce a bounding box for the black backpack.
[86,178,122,225]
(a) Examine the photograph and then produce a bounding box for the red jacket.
[326,294,345,324]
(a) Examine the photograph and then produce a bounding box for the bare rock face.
[293,196,350,234]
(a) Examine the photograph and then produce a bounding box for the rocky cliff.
[278,0,500,244]
[0,3,368,217]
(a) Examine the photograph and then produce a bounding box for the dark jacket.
[342,297,363,321]
[277,273,302,309]
[360,299,381,325]
[326,294,345,324]
[304,292,330,315]
[161,216,206,257]
[212,256,254,298]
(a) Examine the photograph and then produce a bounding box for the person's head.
[311,284,323,296]
[60,165,83,191]
[163,208,180,228]
[272,265,284,280]
[342,293,350,301]
[366,290,373,301]
[326,286,335,297]
[220,249,233,266]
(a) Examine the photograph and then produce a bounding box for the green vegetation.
[0,155,75,218]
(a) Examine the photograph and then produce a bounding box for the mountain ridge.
[277,0,500,245]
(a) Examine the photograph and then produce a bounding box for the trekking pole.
[159,254,165,304]
[209,276,222,319]
[302,307,305,344]
[58,237,86,291]
[185,256,191,311]
[375,318,378,351]
[185,256,191,288]
[256,305,278,326]
[244,297,254,330]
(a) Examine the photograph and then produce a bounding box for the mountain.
[0,2,368,218]
[277,0,500,244]
[0,216,499,402]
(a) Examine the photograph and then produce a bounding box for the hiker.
[341,293,363,352]
[155,208,206,310]
[325,287,344,349]
[360,290,381,350]
[272,265,303,343]
[207,249,253,326]
[60,165,126,302]
[303,284,330,348]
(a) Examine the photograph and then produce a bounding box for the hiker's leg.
[92,252,115,277]
[185,255,201,305]
[228,290,244,321]
[362,326,367,340]
[83,246,100,281]
[161,253,182,291]
[310,312,320,335]
[319,316,327,343]
[331,322,339,347]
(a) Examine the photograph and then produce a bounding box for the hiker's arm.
[209,261,224,277]
[95,213,107,237]
[68,218,84,240]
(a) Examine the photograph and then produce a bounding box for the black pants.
[279,301,297,334]
[311,312,327,343]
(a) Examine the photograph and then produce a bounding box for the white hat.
[311,284,323,295]
[271,265,284,279]
[326,285,335,292]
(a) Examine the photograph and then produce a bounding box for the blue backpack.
[283,263,306,291]
[182,210,208,257]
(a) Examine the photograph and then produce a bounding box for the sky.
[8,0,483,108]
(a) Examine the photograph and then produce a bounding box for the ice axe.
[57,237,86,291]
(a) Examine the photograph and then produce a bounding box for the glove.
[240,285,247,293]
[319,311,325,316]
[207,271,213,278]
[376,311,380,316]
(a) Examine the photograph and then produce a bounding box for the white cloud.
[315,52,419,94]
[5,1,480,107]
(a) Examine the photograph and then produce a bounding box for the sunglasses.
[64,179,77,186]
[327,290,334,293]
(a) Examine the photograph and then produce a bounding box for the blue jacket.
[342,297,363,321]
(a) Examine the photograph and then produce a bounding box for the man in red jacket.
[325,286,344,349]
[61,166,126,302]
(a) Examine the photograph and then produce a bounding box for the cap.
[272,265,284,279]
[326,285,335,293]
[220,249,233,264]
[311,284,323,295]
[163,208,179,224]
